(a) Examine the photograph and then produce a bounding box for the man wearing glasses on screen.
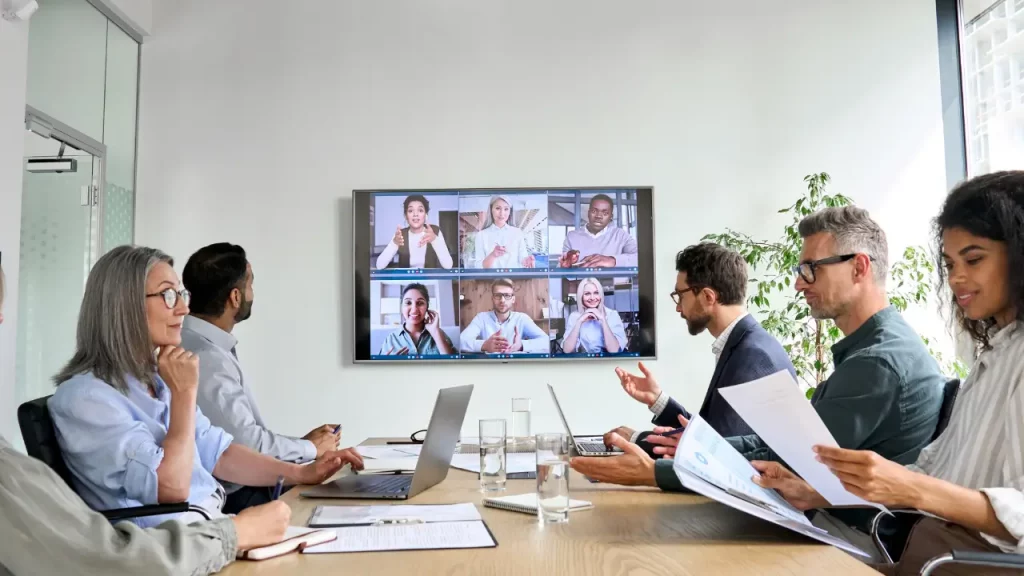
[558,194,639,269]
[459,278,548,355]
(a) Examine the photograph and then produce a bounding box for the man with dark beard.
[602,243,796,457]
[180,243,341,513]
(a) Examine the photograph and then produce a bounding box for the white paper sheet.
[449,452,536,474]
[671,417,869,558]
[359,458,419,474]
[394,445,423,456]
[309,503,482,526]
[301,521,496,554]
[718,370,886,510]
[356,446,420,460]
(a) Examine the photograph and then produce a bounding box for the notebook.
[238,526,337,560]
[482,493,593,515]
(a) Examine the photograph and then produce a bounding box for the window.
[960,0,1024,176]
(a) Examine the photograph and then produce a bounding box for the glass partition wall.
[16,0,139,407]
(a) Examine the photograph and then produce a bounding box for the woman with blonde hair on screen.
[471,195,535,269]
[561,277,627,354]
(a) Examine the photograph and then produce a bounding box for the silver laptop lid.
[407,384,474,497]
[547,384,584,454]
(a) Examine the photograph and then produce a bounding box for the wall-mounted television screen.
[352,187,657,362]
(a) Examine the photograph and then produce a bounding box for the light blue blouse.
[49,372,233,528]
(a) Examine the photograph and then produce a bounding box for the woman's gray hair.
[798,206,889,285]
[484,194,515,229]
[54,245,174,393]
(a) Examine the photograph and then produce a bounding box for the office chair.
[868,378,1024,573]
[18,395,210,523]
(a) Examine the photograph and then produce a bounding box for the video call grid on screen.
[353,187,657,362]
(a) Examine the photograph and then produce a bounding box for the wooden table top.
[221,438,880,576]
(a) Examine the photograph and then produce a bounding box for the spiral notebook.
[482,493,593,515]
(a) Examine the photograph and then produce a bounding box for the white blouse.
[470,224,532,269]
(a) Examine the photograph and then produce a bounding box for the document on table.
[308,503,482,527]
[301,521,497,554]
[356,446,420,460]
[671,415,869,558]
[449,452,535,474]
[718,370,887,510]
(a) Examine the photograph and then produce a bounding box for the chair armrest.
[871,509,929,564]
[921,551,1024,576]
[101,503,211,522]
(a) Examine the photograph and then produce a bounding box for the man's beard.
[234,297,253,323]
[685,312,712,335]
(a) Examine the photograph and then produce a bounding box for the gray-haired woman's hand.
[157,346,199,397]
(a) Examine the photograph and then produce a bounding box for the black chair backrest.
[17,395,76,489]
[933,378,961,441]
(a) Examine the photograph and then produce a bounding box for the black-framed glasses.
[791,254,874,284]
[146,288,191,309]
[491,293,515,301]
[669,285,702,305]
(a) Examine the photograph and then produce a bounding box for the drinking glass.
[511,398,531,448]
[535,433,571,523]
[479,419,507,492]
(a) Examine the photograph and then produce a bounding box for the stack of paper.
[671,415,869,557]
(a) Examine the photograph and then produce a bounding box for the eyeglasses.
[791,254,874,284]
[146,288,191,309]
[669,285,702,305]
[492,293,515,301]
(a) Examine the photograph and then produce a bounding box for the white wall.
[137,0,951,445]
[0,15,29,445]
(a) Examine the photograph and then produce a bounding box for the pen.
[271,475,284,501]
[333,424,342,434]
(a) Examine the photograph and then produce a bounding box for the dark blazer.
[638,315,795,457]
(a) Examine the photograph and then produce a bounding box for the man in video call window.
[559,193,639,269]
[460,278,548,354]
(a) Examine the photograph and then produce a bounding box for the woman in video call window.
[471,195,535,269]
[375,195,454,270]
[561,277,627,354]
[379,283,456,356]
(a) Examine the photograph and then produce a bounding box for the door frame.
[24,105,108,259]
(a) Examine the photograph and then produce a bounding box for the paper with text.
[301,520,496,554]
[309,503,481,526]
[718,370,886,510]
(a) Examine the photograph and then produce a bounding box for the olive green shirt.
[0,436,238,576]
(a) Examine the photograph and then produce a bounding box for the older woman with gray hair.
[0,257,299,575]
[471,194,536,269]
[47,246,363,527]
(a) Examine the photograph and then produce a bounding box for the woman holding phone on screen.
[471,195,535,269]
[562,277,627,354]
[375,195,454,270]
[379,283,456,356]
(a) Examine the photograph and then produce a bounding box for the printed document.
[718,370,886,510]
[302,521,496,554]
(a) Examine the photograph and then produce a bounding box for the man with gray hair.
[731,205,945,552]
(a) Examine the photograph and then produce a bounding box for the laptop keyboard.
[579,442,621,453]
[362,475,412,494]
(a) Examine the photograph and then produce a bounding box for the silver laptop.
[547,383,622,457]
[301,384,473,500]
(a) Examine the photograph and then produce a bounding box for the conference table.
[222,438,880,575]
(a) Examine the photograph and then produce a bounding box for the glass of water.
[479,419,507,492]
[511,398,531,448]
[535,433,571,523]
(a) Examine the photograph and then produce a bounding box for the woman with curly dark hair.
[749,171,1024,575]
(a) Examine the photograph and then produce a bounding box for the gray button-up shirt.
[180,316,316,473]
[0,436,237,576]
